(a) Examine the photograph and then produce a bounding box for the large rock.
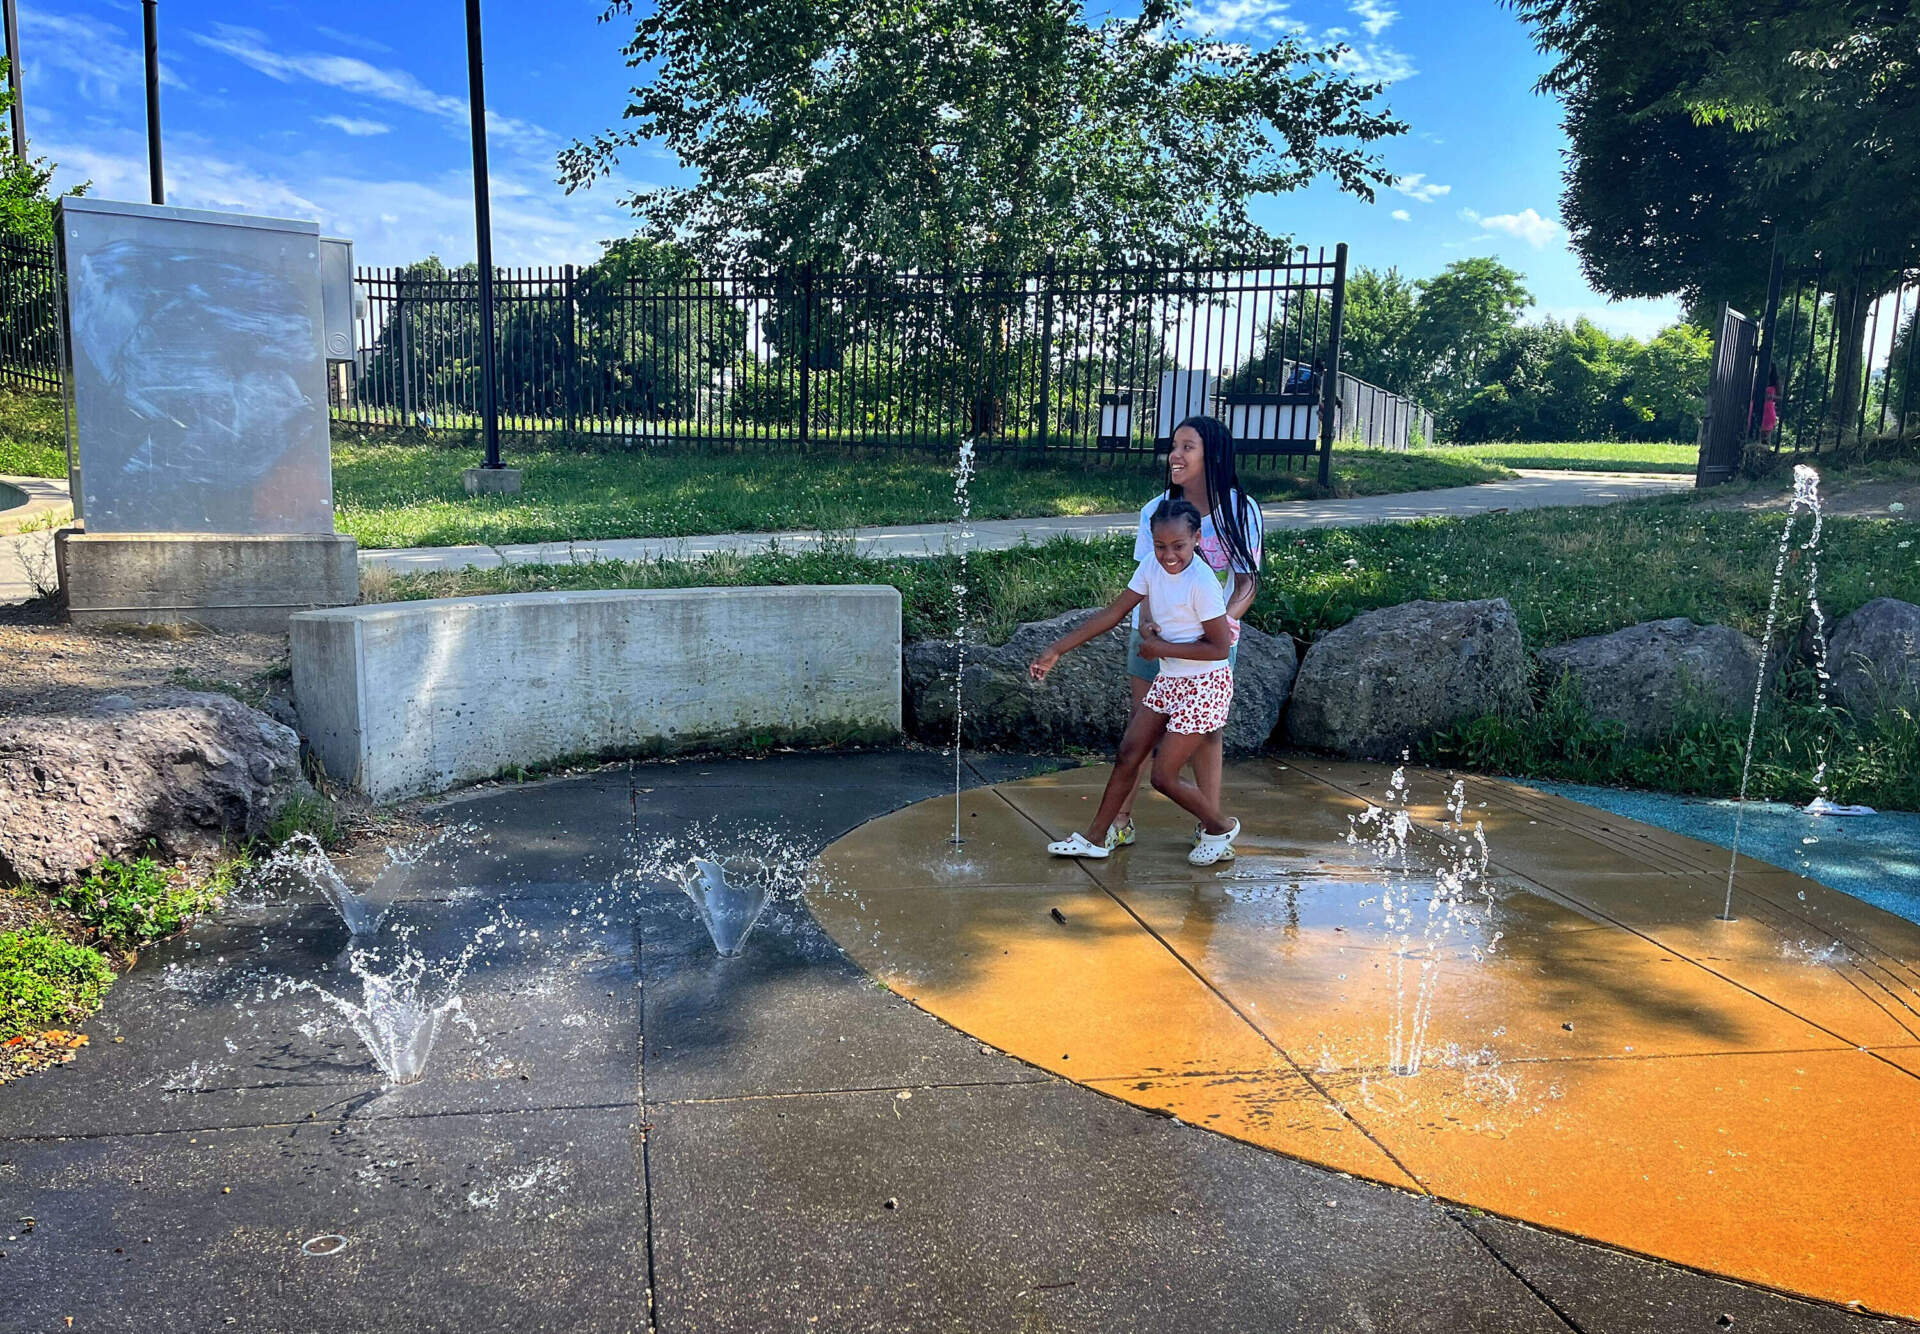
[904,609,1298,755]
[1826,597,1920,718]
[0,689,307,887]
[1286,598,1529,759]
[1539,618,1762,742]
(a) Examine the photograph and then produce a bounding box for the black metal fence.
[0,239,1433,457]
[337,249,1430,458]
[0,238,61,393]
[1748,253,1919,456]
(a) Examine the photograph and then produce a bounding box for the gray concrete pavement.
[359,469,1691,577]
[2,751,1902,1332]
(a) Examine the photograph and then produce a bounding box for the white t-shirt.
[1127,556,1229,677]
[1130,490,1263,634]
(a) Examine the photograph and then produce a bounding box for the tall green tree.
[563,0,1405,274]
[1511,0,1920,429]
[1406,257,1534,411]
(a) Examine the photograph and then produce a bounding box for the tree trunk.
[1827,278,1873,438]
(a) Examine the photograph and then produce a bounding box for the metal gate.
[1696,303,1757,488]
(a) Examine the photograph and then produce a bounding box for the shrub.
[0,931,115,1040]
[51,856,224,948]
[267,792,340,848]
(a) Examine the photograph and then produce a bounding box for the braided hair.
[1169,414,1258,574]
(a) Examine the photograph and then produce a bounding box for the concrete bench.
[290,585,902,801]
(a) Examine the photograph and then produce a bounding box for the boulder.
[0,689,308,887]
[1826,597,1920,718]
[1539,618,1763,742]
[1286,598,1528,759]
[904,608,1298,755]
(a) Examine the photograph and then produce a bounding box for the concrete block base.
[290,585,902,800]
[462,466,523,496]
[56,530,360,632]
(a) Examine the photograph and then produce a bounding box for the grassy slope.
[0,390,67,478]
[373,492,1920,808]
[331,438,1510,548]
[1415,441,1699,473]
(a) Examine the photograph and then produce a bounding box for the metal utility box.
[319,237,356,364]
[54,196,336,534]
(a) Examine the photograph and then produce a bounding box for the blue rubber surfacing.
[1531,780,1920,928]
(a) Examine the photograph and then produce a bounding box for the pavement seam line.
[0,1100,641,1143]
[631,762,664,1334]
[1449,1211,1590,1334]
[994,786,1429,1194]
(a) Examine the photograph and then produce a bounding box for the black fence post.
[1035,254,1055,454]
[1317,242,1348,488]
[798,262,813,448]
[561,262,578,436]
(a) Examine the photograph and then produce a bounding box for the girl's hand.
[1135,629,1167,660]
[1029,648,1061,682]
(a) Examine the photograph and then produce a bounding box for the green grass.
[1417,441,1699,473]
[372,492,1920,808]
[0,388,67,478]
[50,856,234,950]
[0,930,115,1041]
[332,435,1510,549]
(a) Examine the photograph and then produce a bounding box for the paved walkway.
[5,751,1901,1331]
[360,469,1690,575]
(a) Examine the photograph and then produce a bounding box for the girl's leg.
[1193,729,1225,819]
[1150,731,1232,834]
[1112,675,1153,829]
[1084,705,1169,844]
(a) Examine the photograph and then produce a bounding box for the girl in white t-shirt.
[1028,498,1242,866]
[1112,416,1261,851]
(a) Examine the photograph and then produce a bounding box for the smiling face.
[1150,518,1200,575]
[1167,425,1207,496]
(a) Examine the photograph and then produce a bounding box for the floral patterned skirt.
[1142,667,1234,735]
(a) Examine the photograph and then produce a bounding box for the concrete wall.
[57,530,359,631]
[290,585,903,801]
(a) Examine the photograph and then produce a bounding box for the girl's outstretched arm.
[1029,590,1145,682]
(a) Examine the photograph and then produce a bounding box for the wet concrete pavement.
[1,751,1907,1332]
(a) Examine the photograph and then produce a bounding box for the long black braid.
[1169,414,1259,575]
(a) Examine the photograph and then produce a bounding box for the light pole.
[465,0,502,473]
[3,0,25,161]
[143,0,163,204]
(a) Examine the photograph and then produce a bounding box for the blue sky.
[20,0,1681,338]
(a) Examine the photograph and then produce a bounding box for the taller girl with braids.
[1108,415,1262,855]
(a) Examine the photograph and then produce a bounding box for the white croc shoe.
[1048,832,1111,859]
[1188,818,1241,867]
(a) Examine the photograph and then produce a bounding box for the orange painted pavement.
[807,759,1920,1321]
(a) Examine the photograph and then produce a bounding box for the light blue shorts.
[1127,627,1238,683]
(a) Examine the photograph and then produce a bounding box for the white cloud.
[1350,1,1398,37]
[45,131,635,270]
[1390,208,1411,222]
[17,6,186,105]
[313,26,396,56]
[1477,207,1562,249]
[188,24,552,151]
[1328,39,1417,83]
[1186,0,1308,39]
[1394,173,1451,204]
[1182,2,1414,83]
[317,116,391,137]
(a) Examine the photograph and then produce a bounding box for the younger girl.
[1027,498,1241,865]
